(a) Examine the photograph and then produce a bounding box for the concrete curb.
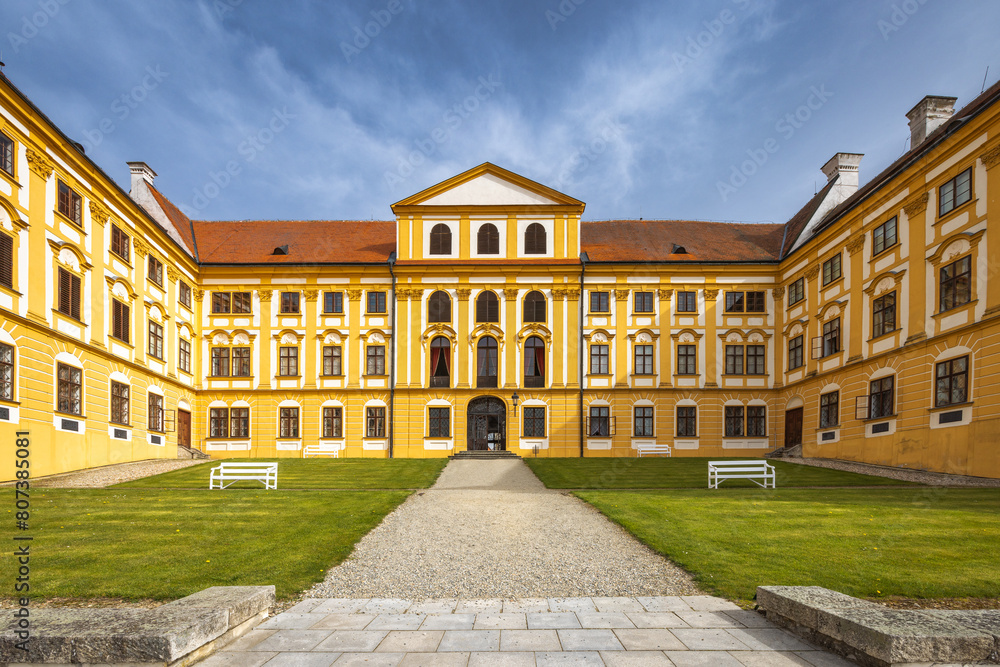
[757,585,1000,666]
[0,586,274,665]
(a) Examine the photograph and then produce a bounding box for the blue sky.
[4,0,1000,224]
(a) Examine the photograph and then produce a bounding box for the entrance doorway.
[177,409,191,448]
[784,407,803,448]
[467,396,506,451]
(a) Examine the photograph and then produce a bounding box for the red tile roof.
[191,220,396,264]
[148,185,199,259]
[582,220,784,263]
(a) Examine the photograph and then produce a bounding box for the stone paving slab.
[198,597,850,666]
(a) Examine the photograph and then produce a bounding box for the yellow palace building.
[2,72,1000,481]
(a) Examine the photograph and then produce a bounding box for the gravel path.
[3,458,205,488]
[306,459,700,599]
[782,457,1000,487]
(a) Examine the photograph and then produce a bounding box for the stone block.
[755,586,880,629]
[162,585,275,628]
[926,610,1000,660]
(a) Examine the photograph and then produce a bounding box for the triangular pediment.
[392,163,584,210]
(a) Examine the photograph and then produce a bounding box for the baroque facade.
[2,73,999,481]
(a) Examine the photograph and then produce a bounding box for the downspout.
[579,251,589,458]
[388,251,397,459]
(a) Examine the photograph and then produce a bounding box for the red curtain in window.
[430,345,440,373]
[535,344,544,375]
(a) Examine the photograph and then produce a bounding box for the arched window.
[523,290,546,323]
[477,223,500,254]
[429,223,452,255]
[476,291,499,323]
[524,336,545,388]
[525,223,546,254]
[477,336,499,388]
[430,337,451,387]
[428,290,451,323]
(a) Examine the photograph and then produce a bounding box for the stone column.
[703,288,719,387]
[804,266,821,375]
[346,288,363,387]
[551,288,566,387]
[503,287,519,389]
[613,288,629,388]
[902,193,929,343]
[257,289,273,389]
[982,147,1000,318]
[88,202,111,347]
[657,288,673,387]
[846,234,866,363]
[303,289,318,389]
[455,288,471,388]
[565,287,581,388]
[25,149,53,325]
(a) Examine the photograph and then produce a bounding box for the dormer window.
[477,224,500,254]
[429,224,452,255]
[525,223,546,254]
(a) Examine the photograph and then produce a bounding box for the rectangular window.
[634,344,654,375]
[820,391,839,428]
[279,347,298,376]
[279,407,299,438]
[939,167,972,216]
[588,406,610,437]
[0,343,13,401]
[935,356,969,407]
[788,278,804,306]
[57,267,82,320]
[147,256,163,286]
[724,406,744,437]
[148,321,164,359]
[725,291,745,313]
[869,376,894,419]
[823,318,841,357]
[232,347,251,377]
[211,292,252,314]
[323,346,342,375]
[231,407,249,438]
[232,292,252,313]
[590,344,609,374]
[366,345,386,375]
[428,407,450,437]
[110,381,129,426]
[367,291,387,314]
[676,406,696,437]
[939,256,972,312]
[210,408,228,438]
[590,291,609,313]
[676,291,697,313]
[872,292,896,338]
[747,291,766,312]
[111,225,130,262]
[280,291,300,314]
[747,406,766,437]
[148,393,164,432]
[634,406,654,437]
[0,231,12,290]
[323,407,343,438]
[211,348,230,377]
[323,291,344,314]
[725,345,744,375]
[58,180,82,225]
[873,217,897,255]
[212,292,230,314]
[523,406,545,437]
[823,254,842,285]
[57,363,82,415]
[0,132,12,175]
[111,299,129,343]
[366,406,386,437]
[634,292,654,313]
[788,335,804,370]
[746,345,766,375]
[178,281,191,308]
[178,339,191,374]
[677,344,697,375]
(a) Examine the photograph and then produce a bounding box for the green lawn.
[115,458,448,489]
[578,487,1000,604]
[524,457,914,489]
[2,488,409,599]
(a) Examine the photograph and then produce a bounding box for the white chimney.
[127,161,157,193]
[906,95,957,148]
[821,152,863,189]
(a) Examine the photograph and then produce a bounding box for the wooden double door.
[467,396,506,451]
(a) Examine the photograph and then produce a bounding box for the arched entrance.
[467,396,506,451]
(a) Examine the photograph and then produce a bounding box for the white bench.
[708,460,775,489]
[637,443,672,457]
[209,462,278,490]
[303,444,340,458]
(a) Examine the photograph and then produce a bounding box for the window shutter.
[0,232,12,289]
[71,274,81,320]
[58,268,71,315]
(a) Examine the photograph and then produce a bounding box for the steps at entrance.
[449,450,521,460]
[177,445,211,460]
